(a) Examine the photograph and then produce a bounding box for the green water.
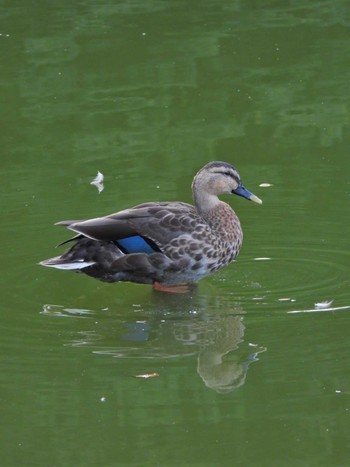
[1,1,350,466]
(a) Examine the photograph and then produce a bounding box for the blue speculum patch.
[116,236,157,254]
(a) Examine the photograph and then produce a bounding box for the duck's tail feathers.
[39,256,95,270]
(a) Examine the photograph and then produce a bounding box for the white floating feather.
[90,171,104,193]
[315,300,334,309]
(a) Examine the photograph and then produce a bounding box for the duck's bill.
[248,193,263,204]
[233,185,263,204]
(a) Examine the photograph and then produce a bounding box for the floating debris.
[134,373,160,379]
[315,300,333,309]
[90,171,104,193]
[259,183,273,188]
[254,257,272,261]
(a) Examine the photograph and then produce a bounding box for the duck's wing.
[56,202,200,254]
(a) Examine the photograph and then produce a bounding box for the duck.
[40,161,262,292]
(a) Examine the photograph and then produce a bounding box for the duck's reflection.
[196,315,265,393]
[41,290,266,394]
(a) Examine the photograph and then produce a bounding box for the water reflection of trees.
[12,0,350,173]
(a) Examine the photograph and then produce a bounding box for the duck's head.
[192,161,262,211]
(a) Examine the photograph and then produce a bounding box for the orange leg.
[153,281,192,294]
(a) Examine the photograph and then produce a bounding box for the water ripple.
[288,304,350,314]
[238,245,350,312]
[41,304,95,318]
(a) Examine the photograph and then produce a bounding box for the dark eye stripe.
[213,170,240,183]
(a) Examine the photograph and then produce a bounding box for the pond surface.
[1,1,350,466]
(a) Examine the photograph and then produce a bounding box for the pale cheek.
[212,179,229,193]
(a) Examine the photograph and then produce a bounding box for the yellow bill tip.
[249,194,263,205]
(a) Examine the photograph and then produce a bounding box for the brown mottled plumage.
[40,162,262,291]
